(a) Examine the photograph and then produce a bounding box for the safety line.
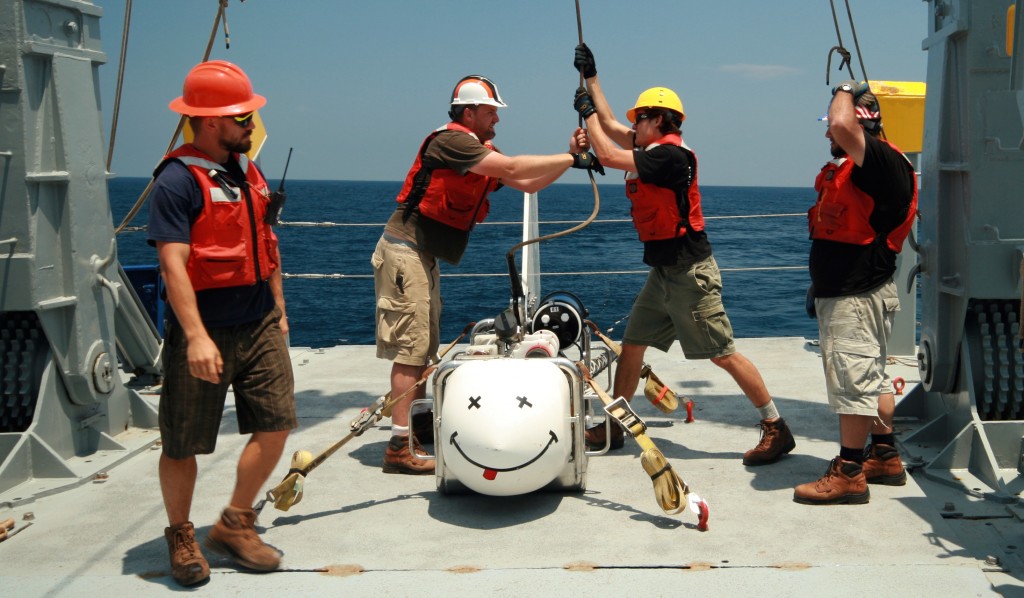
[117,213,806,232]
[281,265,807,280]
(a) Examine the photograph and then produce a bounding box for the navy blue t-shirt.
[147,158,274,329]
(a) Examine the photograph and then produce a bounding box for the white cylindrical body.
[438,359,573,496]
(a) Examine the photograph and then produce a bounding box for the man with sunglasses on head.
[148,60,295,586]
[793,82,917,505]
[571,45,796,465]
[373,74,604,475]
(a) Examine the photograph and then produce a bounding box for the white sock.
[756,400,780,421]
[391,425,409,438]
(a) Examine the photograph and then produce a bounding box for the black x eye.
[516,396,533,409]
[468,396,481,410]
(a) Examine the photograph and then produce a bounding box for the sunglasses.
[226,112,254,128]
[635,112,654,122]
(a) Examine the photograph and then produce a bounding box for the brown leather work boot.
[862,443,907,486]
[205,506,281,571]
[164,521,209,586]
[742,417,796,466]
[382,434,435,474]
[793,457,870,505]
[584,422,624,451]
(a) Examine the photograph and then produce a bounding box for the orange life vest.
[163,145,280,291]
[809,141,918,252]
[625,134,705,242]
[396,122,500,231]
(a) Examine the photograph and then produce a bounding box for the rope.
[504,0,600,326]
[279,265,807,280]
[843,0,870,84]
[826,0,853,84]
[825,0,870,84]
[115,1,229,234]
[106,0,132,171]
[115,212,806,233]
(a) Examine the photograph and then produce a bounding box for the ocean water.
[109,178,819,348]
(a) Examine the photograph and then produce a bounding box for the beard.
[223,136,252,154]
[829,144,845,159]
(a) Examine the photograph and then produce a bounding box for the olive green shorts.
[622,256,736,360]
[159,306,297,459]
[371,235,441,366]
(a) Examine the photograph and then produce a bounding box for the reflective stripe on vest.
[163,145,280,291]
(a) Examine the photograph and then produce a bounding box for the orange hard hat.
[169,60,266,116]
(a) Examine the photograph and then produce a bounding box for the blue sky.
[97,1,929,187]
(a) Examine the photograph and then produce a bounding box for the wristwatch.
[836,83,855,94]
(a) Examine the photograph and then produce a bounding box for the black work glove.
[831,79,870,98]
[574,86,596,119]
[574,43,597,79]
[571,152,604,175]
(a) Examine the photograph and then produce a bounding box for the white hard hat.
[450,75,507,108]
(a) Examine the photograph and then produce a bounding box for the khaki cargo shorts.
[623,255,736,360]
[371,235,441,366]
[816,280,899,416]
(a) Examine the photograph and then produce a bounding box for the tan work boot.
[205,506,281,571]
[742,417,796,466]
[793,457,870,505]
[382,434,435,474]
[164,521,209,586]
[862,443,907,486]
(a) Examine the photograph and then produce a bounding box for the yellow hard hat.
[626,87,685,123]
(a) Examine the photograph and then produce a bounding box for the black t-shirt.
[147,158,275,329]
[632,144,714,267]
[809,132,916,297]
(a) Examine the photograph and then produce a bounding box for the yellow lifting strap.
[585,320,685,414]
[578,363,709,530]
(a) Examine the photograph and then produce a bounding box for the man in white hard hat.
[372,75,603,475]
[150,61,294,585]
[572,45,796,466]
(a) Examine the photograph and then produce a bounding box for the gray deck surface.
[2,337,1022,596]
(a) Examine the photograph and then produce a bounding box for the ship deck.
[1,337,1022,596]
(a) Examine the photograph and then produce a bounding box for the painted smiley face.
[438,360,573,496]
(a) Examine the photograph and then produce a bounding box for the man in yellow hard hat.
[373,75,603,475]
[149,60,295,585]
[572,44,796,464]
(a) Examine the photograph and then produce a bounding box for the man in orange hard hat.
[373,75,603,475]
[572,44,796,464]
[149,60,295,586]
